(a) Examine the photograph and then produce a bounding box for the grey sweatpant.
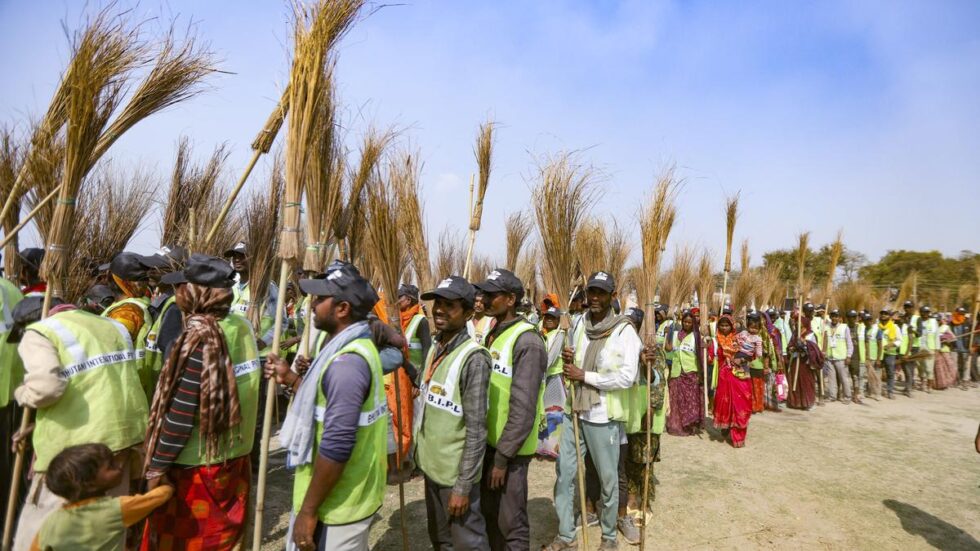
[554,415,622,544]
[825,359,852,400]
[424,476,490,551]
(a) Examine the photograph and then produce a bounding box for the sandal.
[541,535,578,551]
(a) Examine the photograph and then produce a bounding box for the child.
[30,443,172,551]
[732,315,764,372]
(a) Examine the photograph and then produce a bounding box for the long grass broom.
[463,118,494,279]
[532,151,598,550]
[334,128,394,262]
[968,263,980,370]
[364,173,411,551]
[818,231,843,399]
[393,150,433,290]
[433,226,465,280]
[791,232,810,393]
[504,210,533,272]
[696,251,714,414]
[637,169,678,550]
[720,192,739,313]
[605,221,631,297]
[0,127,24,274]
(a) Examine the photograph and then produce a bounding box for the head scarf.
[144,283,238,468]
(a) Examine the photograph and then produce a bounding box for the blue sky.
[2,0,978,268]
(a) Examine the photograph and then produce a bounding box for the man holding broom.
[549,271,641,551]
[397,283,431,375]
[474,268,546,551]
[264,264,387,551]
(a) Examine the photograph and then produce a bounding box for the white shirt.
[572,318,642,423]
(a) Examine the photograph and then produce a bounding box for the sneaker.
[587,511,599,527]
[541,535,578,551]
[598,539,619,550]
[617,515,640,545]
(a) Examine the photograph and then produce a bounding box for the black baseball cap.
[18,248,44,271]
[398,284,420,301]
[626,307,645,327]
[861,312,873,321]
[903,300,914,308]
[879,308,892,315]
[223,241,247,257]
[586,271,615,293]
[84,284,116,305]
[299,265,379,317]
[956,307,966,313]
[803,302,815,311]
[722,305,733,315]
[654,303,667,314]
[109,252,154,282]
[473,269,524,298]
[829,309,841,316]
[13,295,64,325]
[142,245,188,270]
[542,305,562,318]
[846,310,858,318]
[421,276,476,309]
[160,254,236,288]
[919,305,931,313]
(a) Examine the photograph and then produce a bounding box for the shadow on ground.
[883,499,980,551]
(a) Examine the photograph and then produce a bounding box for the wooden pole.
[562,285,589,550]
[2,284,57,551]
[462,175,476,279]
[0,185,62,250]
[251,260,291,551]
[792,296,803,392]
[382,302,410,551]
[205,149,262,247]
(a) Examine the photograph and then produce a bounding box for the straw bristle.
[532,151,600,297]
[574,217,605,282]
[638,165,679,321]
[160,138,233,254]
[244,157,285,326]
[795,231,810,290]
[739,239,750,276]
[365,174,408,316]
[504,211,533,272]
[757,262,783,309]
[895,271,918,309]
[281,0,366,262]
[434,227,464,280]
[833,281,873,314]
[472,255,493,284]
[392,150,432,289]
[696,251,715,315]
[723,191,740,273]
[0,126,25,276]
[660,245,697,311]
[302,65,341,271]
[470,117,495,231]
[335,128,394,257]
[515,243,538,300]
[825,230,844,296]
[731,268,759,315]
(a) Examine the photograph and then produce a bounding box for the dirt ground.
[259,385,980,550]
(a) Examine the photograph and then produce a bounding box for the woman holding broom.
[787,313,823,410]
[141,255,261,550]
[663,310,704,436]
[710,314,758,448]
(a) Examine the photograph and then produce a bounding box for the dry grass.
[471,254,493,284]
[795,231,811,298]
[637,166,679,328]
[335,128,395,261]
[824,230,844,304]
[757,262,783,310]
[532,151,600,299]
[660,245,696,311]
[470,118,495,232]
[605,221,631,296]
[392,150,432,290]
[504,211,533,272]
[0,125,24,277]
[244,158,285,326]
[730,268,758,315]
[365,173,408,311]
[723,192,740,273]
[433,227,464,280]
[895,271,918,310]
[696,251,714,316]
[574,217,605,281]
[302,65,341,271]
[516,243,539,301]
[833,281,874,314]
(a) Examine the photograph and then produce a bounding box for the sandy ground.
[258,385,980,550]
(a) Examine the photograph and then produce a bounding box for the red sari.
[711,345,752,447]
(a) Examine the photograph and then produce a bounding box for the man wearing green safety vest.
[862,312,882,400]
[140,246,189,393]
[0,270,24,525]
[473,268,546,551]
[265,264,387,551]
[224,242,293,352]
[824,309,853,403]
[397,283,431,374]
[895,311,916,398]
[549,271,641,551]
[414,276,492,550]
[102,252,155,396]
[846,310,865,404]
[916,305,938,393]
[537,306,568,460]
[10,296,147,551]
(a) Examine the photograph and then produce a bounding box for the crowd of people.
[1,244,978,551]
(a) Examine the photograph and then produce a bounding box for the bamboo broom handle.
[0,184,62,250]
[792,296,803,392]
[462,175,476,280]
[0,171,25,228]
[562,285,589,550]
[382,303,410,551]
[2,283,58,551]
[206,149,262,247]
[252,260,291,551]
[968,298,980,367]
[640,351,652,551]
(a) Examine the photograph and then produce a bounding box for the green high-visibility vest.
[812,317,825,349]
[570,320,633,424]
[405,313,427,369]
[0,278,24,408]
[232,283,275,355]
[27,310,147,471]
[909,314,920,339]
[487,320,542,456]
[175,313,260,465]
[865,324,879,361]
[899,324,910,355]
[292,338,387,525]
[143,295,176,398]
[920,318,939,351]
[102,297,153,395]
[827,323,848,360]
[854,324,866,363]
[544,329,565,376]
[669,331,698,378]
[414,338,488,487]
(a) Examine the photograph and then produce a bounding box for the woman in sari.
[934,314,959,389]
[664,310,704,436]
[141,256,260,551]
[711,315,753,447]
[787,314,823,410]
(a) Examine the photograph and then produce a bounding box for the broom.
[393,150,433,290]
[364,173,411,551]
[696,251,714,414]
[463,118,494,279]
[334,128,394,262]
[791,232,810,392]
[818,231,843,400]
[504,210,533,272]
[604,221,632,297]
[434,226,465,280]
[0,127,24,271]
[968,263,980,371]
[637,169,678,549]
[720,192,739,314]
[253,2,367,548]
[532,151,598,550]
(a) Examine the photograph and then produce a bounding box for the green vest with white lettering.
[27,310,147,471]
[828,323,848,360]
[812,317,825,349]
[0,278,24,408]
[865,324,879,361]
[292,338,387,525]
[854,323,866,363]
[544,329,565,376]
[415,339,488,487]
[669,331,698,378]
[487,320,542,456]
[175,313,261,465]
[570,320,633,423]
[143,295,176,398]
[899,324,910,355]
[102,297,153,395]
[405,313,427,369]
[920,318,939,351]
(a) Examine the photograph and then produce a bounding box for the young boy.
[30,443,172,551]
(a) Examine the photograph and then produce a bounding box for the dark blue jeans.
[883,355,896,395]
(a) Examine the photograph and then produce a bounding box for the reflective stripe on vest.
[293,337,387,525]
[28,310,147,471]
[921,318,939,351]
[828,323,848,360]
[669,331,697,378]
[487,320,542,455]
[415,339,485,487]
[405,314,426,368]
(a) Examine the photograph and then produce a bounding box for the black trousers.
[480,446,531,551]
[424,475,490,551]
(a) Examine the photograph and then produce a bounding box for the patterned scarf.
[573,309,630,412]
[144,283,239,468]
[715,314,739,358]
